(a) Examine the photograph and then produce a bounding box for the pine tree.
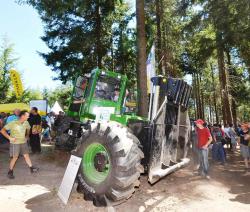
[21,0,129,82]
[0,38,18,103]
[136,0,148,117]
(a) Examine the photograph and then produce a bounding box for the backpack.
[213,128,223,141]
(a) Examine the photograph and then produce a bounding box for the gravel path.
[0,143,249,212]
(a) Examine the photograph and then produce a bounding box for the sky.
[0,0,191,91]
[0,1,61,90]
[0,1,136,90]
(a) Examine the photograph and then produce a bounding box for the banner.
[146,44,156,93]
[10,69,23,98]
[0,103,29,113]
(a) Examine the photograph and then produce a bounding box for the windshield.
[94,75,121,102]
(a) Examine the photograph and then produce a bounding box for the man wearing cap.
[195,119,213,179]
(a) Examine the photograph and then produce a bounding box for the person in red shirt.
[195,119,213,179]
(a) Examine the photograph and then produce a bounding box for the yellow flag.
[10,69,24,97]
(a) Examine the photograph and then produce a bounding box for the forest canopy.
[6,0,250,122]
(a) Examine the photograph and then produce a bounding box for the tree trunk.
[208,97,212,123]
[199,74,205,119]
[226,49,237,127]
[196,73,202,119]
[156,0,162,74]
[231,99,237,127]
[119,23,125,74]
[192,73,198,119]
[162,23,167,76]
[136,0,148,117]
[111,35,114,71]
[210,64,219,124]
[96,2,102,67]
[195,74,200,118]
[216,33,233,125]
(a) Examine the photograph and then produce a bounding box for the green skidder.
[55,68,192,206]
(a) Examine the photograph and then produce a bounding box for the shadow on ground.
[209,150,250,205]
[0,143,249,212]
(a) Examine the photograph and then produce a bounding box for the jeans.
[212,142,226,163]
[198,148,209,176]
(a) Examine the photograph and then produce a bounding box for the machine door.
[69,76,88,112]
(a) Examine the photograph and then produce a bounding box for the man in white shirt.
[224,124,232,150]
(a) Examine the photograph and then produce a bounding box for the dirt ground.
[0,143,249,212]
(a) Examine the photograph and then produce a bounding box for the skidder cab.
[55,68,192,206]
[67,69,137,124]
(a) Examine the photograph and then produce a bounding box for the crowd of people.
[0,108,64,179]
[1,108,250,181]
[193,119,250,179]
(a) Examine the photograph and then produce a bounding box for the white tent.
[50,101,64,115]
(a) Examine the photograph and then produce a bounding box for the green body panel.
[110,114,146,125]
[67,111,80,119]
[67,68,145,126]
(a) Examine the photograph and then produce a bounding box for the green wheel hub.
[82,143,111,185]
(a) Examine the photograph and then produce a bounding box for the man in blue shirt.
[6,109,20,124]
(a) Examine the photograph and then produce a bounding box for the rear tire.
[75,122,144,206]
[54,116,75,150]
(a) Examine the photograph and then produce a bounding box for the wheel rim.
[82,143,111,185]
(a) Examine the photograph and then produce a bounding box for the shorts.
[9,143,29,157]
[240,144,250,159]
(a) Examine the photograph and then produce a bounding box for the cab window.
[94,75,121,102]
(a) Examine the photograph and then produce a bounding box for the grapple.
[147,76,192,184]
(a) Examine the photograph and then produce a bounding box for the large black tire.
[75,122,144,206]
[54,116,76,150]
[54,116,73,135]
